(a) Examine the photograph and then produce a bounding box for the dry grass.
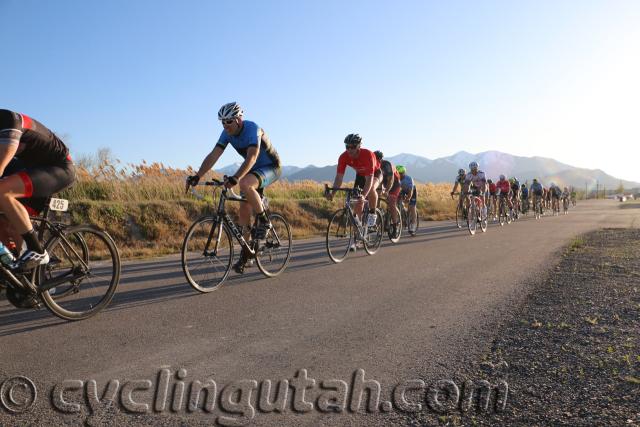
[59,160,457,258]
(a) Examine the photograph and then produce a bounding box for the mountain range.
[216,151,640,190]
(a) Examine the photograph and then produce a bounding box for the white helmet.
[469,161,479,170]
[218,102,243,120]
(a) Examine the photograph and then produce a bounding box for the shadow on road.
[0,216,547,334]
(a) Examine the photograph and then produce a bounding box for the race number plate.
[49,198,69,212]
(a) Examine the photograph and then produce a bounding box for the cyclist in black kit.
[0,109,75,270]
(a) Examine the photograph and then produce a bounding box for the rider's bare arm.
[195,146,225,178]
[330,173,345,198]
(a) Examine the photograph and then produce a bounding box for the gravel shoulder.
[405,228,640,426]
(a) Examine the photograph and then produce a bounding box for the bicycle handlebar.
[189,178,244,201]
[324,184,362,197]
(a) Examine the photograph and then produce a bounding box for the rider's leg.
[388,193,400,224]
[238,174,261,234]
[241,166,280,237]
[233,173,263,273]
[0,175,40,250]
[366,176,380,224]
[409,204,417,227]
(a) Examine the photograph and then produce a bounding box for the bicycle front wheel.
[387,209,402,243]
[326,209,353,263]
[255,213,292,277]
[363,209,384,255]
[39,225,121,321]
[182,216,233,293]
[467,203,477,235]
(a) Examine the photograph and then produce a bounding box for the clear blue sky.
[3,0,640,181]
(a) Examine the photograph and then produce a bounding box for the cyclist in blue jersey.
[530,179,544,214]
[186,102,282,273]
[397,165,418,234]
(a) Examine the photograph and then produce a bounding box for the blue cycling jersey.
[530,182,543,192]
[400,174,414,193]
[521,187,529,198]
[216,120,281,169]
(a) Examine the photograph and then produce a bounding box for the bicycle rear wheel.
[255,213,292,277]
[326,209,353,263]
[39,225,120,321]
[182,216,233,293]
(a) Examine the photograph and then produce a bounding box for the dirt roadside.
[405,228,639,426]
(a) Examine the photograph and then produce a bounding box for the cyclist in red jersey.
[0,109,75,270]
[326,134,381,227]
[495,174,513,210]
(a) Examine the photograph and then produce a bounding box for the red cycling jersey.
[337,148,379,176]
[489,182,497,194]
[496,179,511,194]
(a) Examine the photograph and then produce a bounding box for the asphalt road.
[1,200,638,426]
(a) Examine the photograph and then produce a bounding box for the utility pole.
[585,182,588,200]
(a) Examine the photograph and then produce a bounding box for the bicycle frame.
[0,210,90,296]
[326,185,370,240]
[193,180,281,258]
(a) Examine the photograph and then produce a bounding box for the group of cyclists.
[325,134,419,239]
[2,102,576,283]
[450,164,577,222]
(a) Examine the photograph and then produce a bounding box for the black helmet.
[374,150,383,160]
[344,133,362,145]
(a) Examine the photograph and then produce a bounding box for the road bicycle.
[325,185,384,263]
[552,197,560,216]
[497,193,512,226]
[463,191,488,235]
[182,179,292,293]
[454,193,468,229]
[562,196,570,215]
[533,194,543,219]
[377,194,402,243]
[397,197,419,236]
[511,194,520,221]
[487,195,497,222]
[0,196,121,321]
[521,197,530,216]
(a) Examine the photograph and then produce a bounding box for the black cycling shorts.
[2,158,76,214]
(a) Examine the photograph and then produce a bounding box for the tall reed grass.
[58,159,456,257]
